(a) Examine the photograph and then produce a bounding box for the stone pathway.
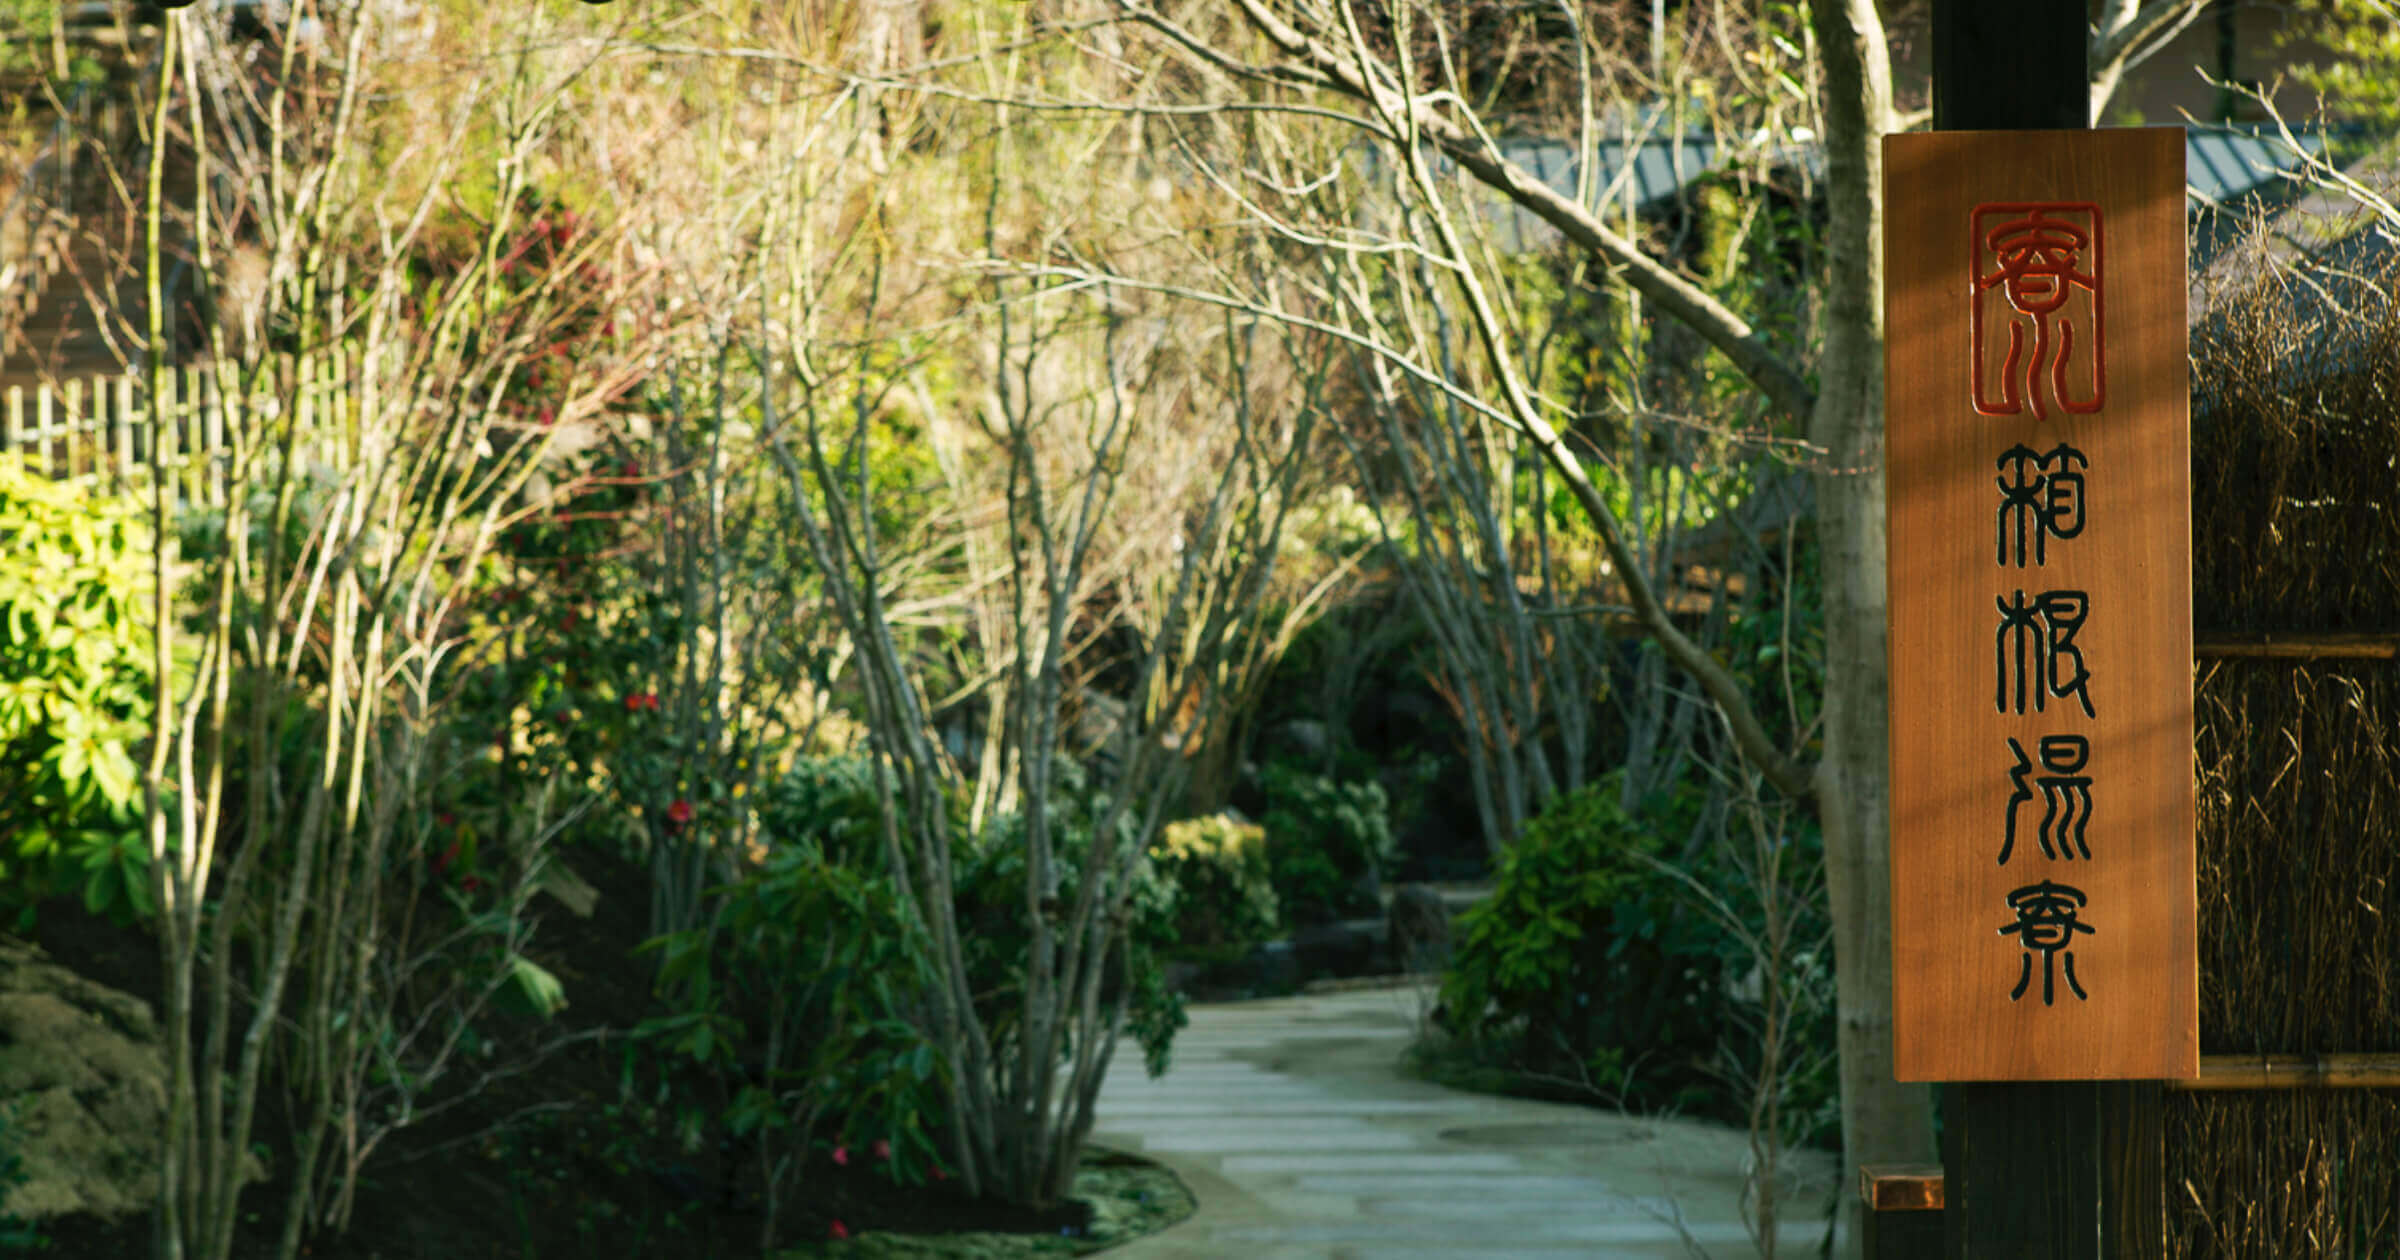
[1091,985,1842,1259]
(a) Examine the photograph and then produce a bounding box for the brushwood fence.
[2166,236,2400,1258]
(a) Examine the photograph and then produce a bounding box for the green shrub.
[0,456,162,924]
[1438,774,1836,1143]
[1151,812,1279,959]
[753,753,887,867]
[641,752,1189,1222]
[637,834,949,1191]
[1258,763,1394,923]
[954,761,1188,1078]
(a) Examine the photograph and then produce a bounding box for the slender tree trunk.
[1807,1,1935,1252]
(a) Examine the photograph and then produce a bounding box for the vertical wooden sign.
[1884,128,2196,1082]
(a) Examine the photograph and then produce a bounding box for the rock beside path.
[0,936,263,1221]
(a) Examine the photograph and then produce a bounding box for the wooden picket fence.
[0,358,350,510]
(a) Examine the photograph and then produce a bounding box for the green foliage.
[1283,484,1380,561]
[0,0,51,33]
[825,387,952,554]
[1150,813,1279,959]
[1257,763,1394,923]
[0,1101,47,1252]
[0,456,161,924]
[447,438,765,867]
[636,834,950,1189]
[755,754,889,866]
[2283,1,2400,130]
[0,2,80,82]
[955,760,1188,1079]
[1438,774,1836,1144]
[1441,781,1663,1052]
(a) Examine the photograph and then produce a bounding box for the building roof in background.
[2185,127,2332,207]
[1472,125,2331,252]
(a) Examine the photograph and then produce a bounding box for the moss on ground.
[775,1148,1195,1258]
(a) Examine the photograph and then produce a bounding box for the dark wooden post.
[1927,3,2166,1256]
[1941,1082,2164,1257]
[1931,0,2090,130]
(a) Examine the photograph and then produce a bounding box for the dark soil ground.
[21,851,1188,1259]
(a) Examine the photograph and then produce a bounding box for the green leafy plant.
[954,760,1189,1079]
[1257,763,1395,923]
[1430,772,1843,1142]
[2281,0,2400,130]
[635,832,945,1251]
[1437,773,1834,1135]
[452,439,670,857]
[1150,812,1279,960]
[753,754,888,869]
[0,455,162,924]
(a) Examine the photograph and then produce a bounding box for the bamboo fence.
[0,358,349,510]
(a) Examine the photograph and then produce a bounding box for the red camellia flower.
[667,799,693,826]
[829,1220,850,1241]
[832,1145,849,1166]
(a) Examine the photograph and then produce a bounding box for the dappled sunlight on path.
[1092,986,1842,1259]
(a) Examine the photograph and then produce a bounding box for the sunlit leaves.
[0,456,157,922]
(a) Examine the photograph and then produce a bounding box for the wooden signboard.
[1884,128,2196,1082]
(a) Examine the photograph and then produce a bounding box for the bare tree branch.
[2090,0,2213,119]
[1117,0,1820,423]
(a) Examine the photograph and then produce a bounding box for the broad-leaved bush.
[1151,812,1279,960]
[1258,762,1395,923]
[1439,774,1835,1143]
[0,456,161,923]
[637,834,949,1196]
[955,760,1188,1079]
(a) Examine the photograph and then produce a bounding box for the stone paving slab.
[1291,1173,1638,1197]
[1213,1221,1832,1244]
[1093,986,1841,1259]
[1220,1153,1526,1175]
[1100,1101,1467,1117]
[1143,1131,1422,1153]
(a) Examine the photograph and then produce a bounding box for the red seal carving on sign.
[1971,202,2104,419]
